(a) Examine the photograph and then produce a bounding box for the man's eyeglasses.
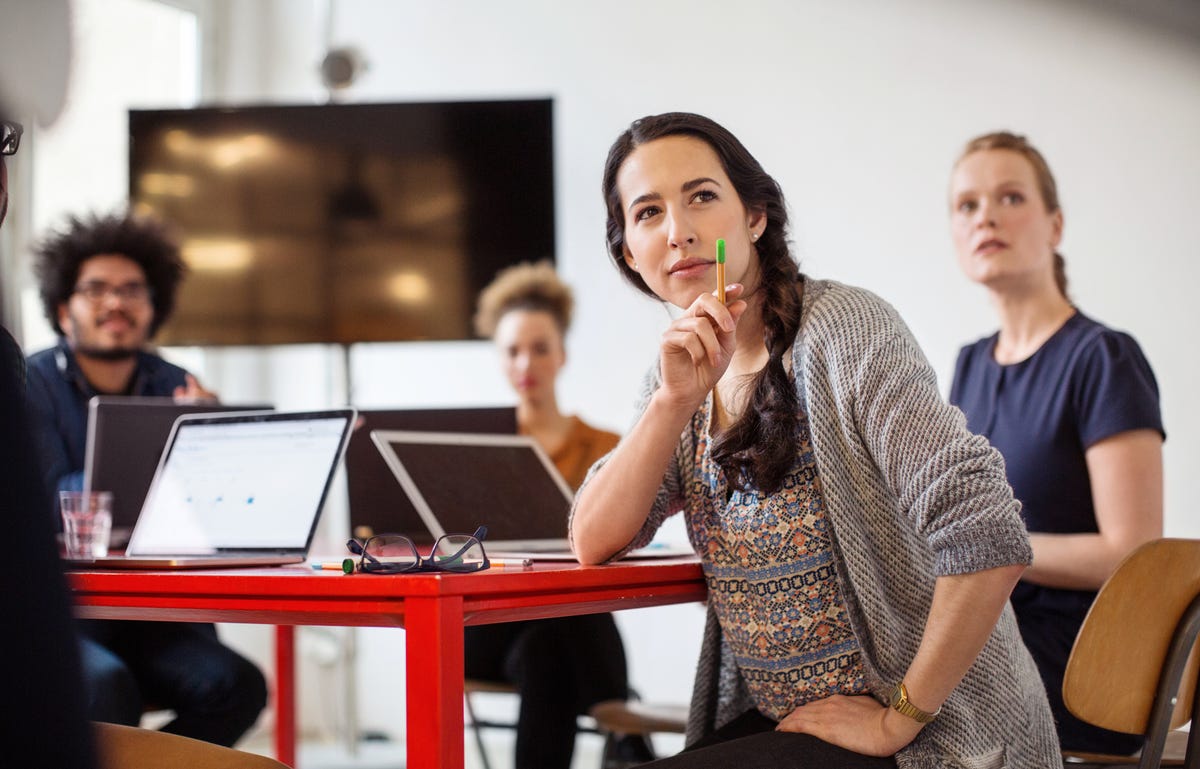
[73,281,153,304]
[346,526,490,574]
[1,121,22,156]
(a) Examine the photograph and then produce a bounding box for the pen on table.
[716,238,726,304]
[490,557,533,569]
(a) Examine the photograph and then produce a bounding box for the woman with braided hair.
[570,113,1059,768]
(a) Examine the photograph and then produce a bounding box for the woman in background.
[466,261,651,769]
[474,261,622,490]
[948,131,1164,755]
[572,112,1059,767]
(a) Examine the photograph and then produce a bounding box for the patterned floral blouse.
[687,393,867,720]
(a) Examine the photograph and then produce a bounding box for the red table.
[68,557,706,768]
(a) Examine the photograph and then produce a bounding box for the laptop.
[85,396,275,543]
[370,430,693,560]
[345,407,516,542]
[68,408,356,569]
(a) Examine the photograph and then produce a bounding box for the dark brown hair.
[956,131,1068,298]
[602,112,802,494]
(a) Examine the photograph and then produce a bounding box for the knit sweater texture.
[574,279,1060,768]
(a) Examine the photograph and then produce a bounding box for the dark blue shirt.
[950,310,1163,753]
[951,311,1163,535]
[25,338,189,519]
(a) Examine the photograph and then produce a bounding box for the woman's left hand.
[776,694,922,757]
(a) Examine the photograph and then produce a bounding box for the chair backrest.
[1063,538,1200,734]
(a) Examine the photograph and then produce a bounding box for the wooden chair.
[94,722,291,768]
[1061,538,1200,768]
[590,698,688,766]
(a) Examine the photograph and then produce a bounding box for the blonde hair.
[955,131,1068,299]
[473,260,573,338]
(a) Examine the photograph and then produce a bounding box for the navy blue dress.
[950,310,1163,754]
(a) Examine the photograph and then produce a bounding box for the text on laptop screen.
[387,441,571,541]
[130,416,348,553]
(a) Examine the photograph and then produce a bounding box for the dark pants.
[465,613,630,769]
[79,620,267,747]
[645,709,898,769]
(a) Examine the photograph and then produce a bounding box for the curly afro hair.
[33,209,186,337]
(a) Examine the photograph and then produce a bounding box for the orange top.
[548,416,620,490]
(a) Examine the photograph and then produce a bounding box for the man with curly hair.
[24,210,267,748]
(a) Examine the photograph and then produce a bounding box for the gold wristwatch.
[889,681,940,724]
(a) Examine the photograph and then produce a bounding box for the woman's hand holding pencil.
[653,239,748,411]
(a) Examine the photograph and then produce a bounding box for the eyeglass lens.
[1,122,22,156]
[362,535,421,569]
[430,534,488,572]
[75,281,152,303]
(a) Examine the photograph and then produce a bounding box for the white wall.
[9,0,1199,754]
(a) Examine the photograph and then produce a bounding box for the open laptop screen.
[128,412,353,555]
[345,407,516,540]
[371,431,573,546]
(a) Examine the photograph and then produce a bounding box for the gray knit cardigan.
[574,279,1060,769]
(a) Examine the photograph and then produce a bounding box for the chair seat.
[463,679,519,696]
[1062,729,1190,767]
[589,699,688,735]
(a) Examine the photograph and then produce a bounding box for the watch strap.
[889,681,940,724]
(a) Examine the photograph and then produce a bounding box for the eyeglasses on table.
[345,525,490,574]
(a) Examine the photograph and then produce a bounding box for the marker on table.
[312,560,356,573]
[490,557,533,569]
[716,238,726,304]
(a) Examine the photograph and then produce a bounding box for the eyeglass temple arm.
[346,538,385,567]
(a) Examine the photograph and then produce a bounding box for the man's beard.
[66,310,147,362]
[74,343,139,362]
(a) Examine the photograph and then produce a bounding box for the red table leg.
[406,595,465,769]
[275,625,296,767]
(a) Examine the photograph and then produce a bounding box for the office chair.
[590,698,687,767]
[1061,538,1200,768]
[465,681,672,769]
[463,679,601,769]
[463,678,520,769]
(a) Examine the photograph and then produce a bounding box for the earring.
[751,233,759,242]
[632,261,638,269]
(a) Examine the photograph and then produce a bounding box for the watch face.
[889,682,936,723]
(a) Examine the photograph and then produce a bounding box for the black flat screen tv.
[129,99,554,345]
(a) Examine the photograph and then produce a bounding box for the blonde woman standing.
[948,131,1165,755]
